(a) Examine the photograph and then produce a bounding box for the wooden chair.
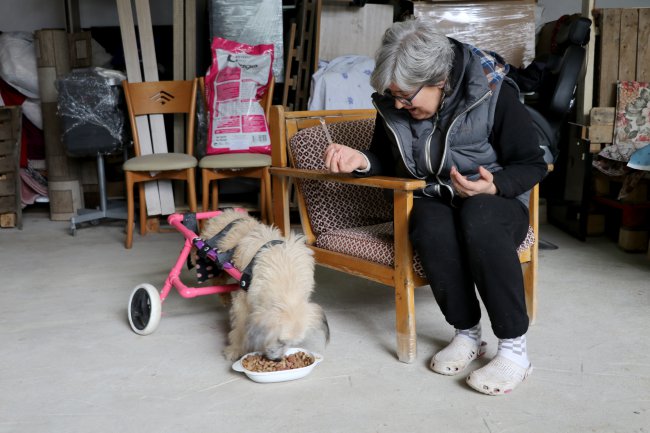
[122,79,199,249]
[269,106,539,363]
[198,77,275,223]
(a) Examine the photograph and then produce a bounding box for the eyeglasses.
[385,85,424,107]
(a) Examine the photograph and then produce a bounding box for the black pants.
[409,194,530,339]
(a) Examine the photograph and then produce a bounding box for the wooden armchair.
[268,106,538,363]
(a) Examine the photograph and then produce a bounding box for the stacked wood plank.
[282,0,320,111]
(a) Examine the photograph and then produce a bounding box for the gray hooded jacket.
[370,41,529,204]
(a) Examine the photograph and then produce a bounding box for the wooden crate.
[596,8,650,107]
[0,106,22,229]
[584,106,615,153]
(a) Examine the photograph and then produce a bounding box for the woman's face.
[387,83,445,120]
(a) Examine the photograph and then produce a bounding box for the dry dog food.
[242,351,315,372]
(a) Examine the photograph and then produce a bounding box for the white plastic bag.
[0,32,39,99]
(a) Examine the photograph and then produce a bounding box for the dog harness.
[238,239,284,290]
[183,213,284,289]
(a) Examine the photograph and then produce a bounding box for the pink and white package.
[205,37,274,155]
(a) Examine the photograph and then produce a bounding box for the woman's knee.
[458,196,498,234]
[458,195,527,247]
[409,199,453,243]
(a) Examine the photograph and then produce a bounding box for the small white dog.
[199,209,329,361]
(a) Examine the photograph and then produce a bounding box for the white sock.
[455,322,481,345]
[497,334,530,368]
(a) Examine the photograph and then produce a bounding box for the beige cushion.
[123,153,197,171]
[199,153,271,169]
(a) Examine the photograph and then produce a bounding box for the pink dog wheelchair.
[127,209,247,335]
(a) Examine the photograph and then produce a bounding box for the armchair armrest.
[270,167,426,191]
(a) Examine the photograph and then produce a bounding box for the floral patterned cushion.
[289,118,535,279]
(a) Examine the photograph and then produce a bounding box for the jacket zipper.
[372,100,424,179]
[424,115,438,174]
[435,89,492,178]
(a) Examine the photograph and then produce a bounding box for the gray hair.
[370,17,454,95]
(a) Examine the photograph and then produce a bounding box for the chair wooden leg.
[261,167,272,225]
[211,178,219,211]
[393,189,417,362]
[138,183,147,236]
[395,278,417,363]
[201,169,210,212]
[524,183,539,324]
[125,174,135,249]
[522,261,537,324]
[187,168,197,212]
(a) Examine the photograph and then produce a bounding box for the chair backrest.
[288,118,395,239]
[122,79,198,157]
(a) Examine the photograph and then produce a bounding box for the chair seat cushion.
[123,153,197,171]
[316,223,536,279]
[199,153,271,169]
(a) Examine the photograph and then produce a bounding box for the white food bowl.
[232,348,323,383]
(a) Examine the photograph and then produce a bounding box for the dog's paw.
[218,292,232,307]
[224,345,242,362]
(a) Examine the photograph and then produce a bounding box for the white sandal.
[430,336,486,376]
[466,355,533,395]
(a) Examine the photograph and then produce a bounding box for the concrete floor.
[1,206,649,433]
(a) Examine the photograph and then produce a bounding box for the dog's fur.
[199,209,329,361]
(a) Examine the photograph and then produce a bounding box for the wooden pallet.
[596,8,650,107]
[584,106,615,153]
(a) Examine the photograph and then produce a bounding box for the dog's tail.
[317,305,330,345]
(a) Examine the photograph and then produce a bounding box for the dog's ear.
[244,318,269,352]
[286,231,313,254]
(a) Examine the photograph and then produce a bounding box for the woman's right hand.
[323,143,368,173]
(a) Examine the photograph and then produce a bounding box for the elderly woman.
[323,17,547,395]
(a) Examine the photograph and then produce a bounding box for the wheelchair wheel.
[128,283,161,335]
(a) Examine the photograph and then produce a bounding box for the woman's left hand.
[450,166,497,197]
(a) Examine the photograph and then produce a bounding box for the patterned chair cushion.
[316,222,535,279]
[289,118,535,280]
[289,119,393,236]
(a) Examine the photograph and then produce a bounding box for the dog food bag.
[205,37,274,155]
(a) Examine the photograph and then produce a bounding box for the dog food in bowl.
[232,348,323,383]
[242,351,314,372]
